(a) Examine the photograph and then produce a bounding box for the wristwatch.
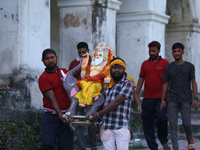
[194,96,199,101]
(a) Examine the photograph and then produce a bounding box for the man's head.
[77,42,89,58]
[109,57,126,81]
[148,41,161,60]
[42,49,57,70]
[172,42,185,61]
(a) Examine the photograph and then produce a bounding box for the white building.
[0,0,200,110]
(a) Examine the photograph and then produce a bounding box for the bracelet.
[58,111,63,115]
[194,96,199,101]
[96,112,100,118]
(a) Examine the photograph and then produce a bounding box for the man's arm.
[68,60,81,78]
[191,78,199,110]
[88,95,126,122]
[160,81,169,110]
[136,77,144,98]
[133,90,142,113]
[43,90,69,124]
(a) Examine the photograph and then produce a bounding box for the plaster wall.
[117,0,169,85]
[0,0,19,80]
[57,0,121,68]
[58,5,93,69]
[0,0,51,110]
[119,0,167,14]
[93,4,118,51]
[117,18,168,83]
[166,0,200,92]
[51,0,60,54]
[165,25,200,91]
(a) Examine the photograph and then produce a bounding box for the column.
[57,0,121,68]
[116,0,170,83]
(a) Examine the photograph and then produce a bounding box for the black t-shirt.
[163,61,195,103]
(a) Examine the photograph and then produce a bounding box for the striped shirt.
[100,75,134,130]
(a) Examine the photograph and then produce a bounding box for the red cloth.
[139,57,169,99]
[38,68,71,110]
[68,56,92,81]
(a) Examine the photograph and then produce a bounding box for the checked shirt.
[101,75,134,130]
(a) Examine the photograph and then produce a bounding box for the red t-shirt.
[139,57,169,99]
[68,56,92,81]
[38,68,71,110]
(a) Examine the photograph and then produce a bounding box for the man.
[161,42,199,150]
[68,42,97,150]
[89,57,134,150]
[136,41,171,150]
[38,49,73,150]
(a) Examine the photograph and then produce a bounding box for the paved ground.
[130,138,200,150]
[93,138,200,150]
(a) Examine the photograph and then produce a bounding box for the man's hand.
[58,113,70,125]
[138,106,142,114]
[93,128,100,134]
[88,113,99,122]
[160,100,166,111]
[193,99,199,111]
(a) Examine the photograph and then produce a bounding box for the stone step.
[132,120,200,139]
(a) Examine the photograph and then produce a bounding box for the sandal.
[188,137,196,150]
[163,143,171,150]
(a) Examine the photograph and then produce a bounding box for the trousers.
[142,98,169,150]
[168,102,193,150]
[100,127,130,150]
[40,112,74,150]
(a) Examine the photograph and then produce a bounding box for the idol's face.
[94,52,104,65]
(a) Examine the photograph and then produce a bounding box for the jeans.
[40,112,74,150]
[75,107,97,150]
[142,98,169,150]
[168,102,193,150]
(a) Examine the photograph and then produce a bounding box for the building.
[0,0,199,117]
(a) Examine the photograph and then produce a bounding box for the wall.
[165,0,200,91]
[117,0,169,86]
[0,0,51,122]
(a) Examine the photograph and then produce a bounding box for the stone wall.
[0,89,43,149]
[0,122,41,150]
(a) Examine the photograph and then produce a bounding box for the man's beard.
[47,64,57,70]
[111,72,123,81]
[150,55,157,60]
[174,56,182,61]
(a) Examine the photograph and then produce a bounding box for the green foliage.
[131,117,142,132]
[1,121,41,150]
[0,91,5,97]
[32,122,40,129]
[5,120,18,134]
[73,137,79,150]
[21,122,41,150]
